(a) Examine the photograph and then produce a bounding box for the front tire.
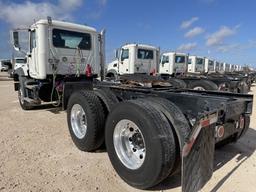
[105,99,176,189]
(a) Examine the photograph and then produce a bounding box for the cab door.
[28,30,38,78]
[119,49,130,74]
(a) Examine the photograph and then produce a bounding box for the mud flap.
[181,111,218,192]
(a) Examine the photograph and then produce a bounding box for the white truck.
[106,44,159,78]
[225,63,231,72]
[159,52,187,75]
[11,18,253,192]
[187,56,205,73]
[214,61,220,72]
[204,58,215,73]
[12,18,103,109]
[0,59,11,72]
[10,57,27,78]
[219,62,231,72]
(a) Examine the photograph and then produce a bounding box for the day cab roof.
[162,51,187,56]
[32,19,97,33]
[189,55,204,59]
[205,57,214,61]
[122,43,158,50]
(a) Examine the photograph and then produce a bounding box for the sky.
[0,0,256,67]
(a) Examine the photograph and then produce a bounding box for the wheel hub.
[70,104,87,139]
[193,86,205,91]
[113,119,146,170]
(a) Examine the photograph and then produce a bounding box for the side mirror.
[12,31,20,51]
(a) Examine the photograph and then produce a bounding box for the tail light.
[85,64,92,77]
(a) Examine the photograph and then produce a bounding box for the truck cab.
[0,59,11,72]
[204,58,215,73]
[159,52,188,76]
[214,61,220,72]
[230,64,236,72]
[106,44,159,77]
[224,63,231,72]
[187,56,205,73]
[219,62,225,72]
[11,18,104,109]
[235,65,239,71]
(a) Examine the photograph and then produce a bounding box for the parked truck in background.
[11,18,253,192]
[0,59,12,72]
[204,58,215,73]
[187,55,205,73]
[159,52,187,75]
[106,44,159,78]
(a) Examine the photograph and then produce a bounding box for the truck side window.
[30,31,36,52]
[121,49,129,61]
[188,59,192,64]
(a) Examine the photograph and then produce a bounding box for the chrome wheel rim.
[19,88,24,104]
[193,86,205,91]
[113,119,146,170]
[71,104,87,139]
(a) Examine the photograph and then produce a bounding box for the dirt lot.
[0,72,255,192]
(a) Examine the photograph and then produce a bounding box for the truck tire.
[94,88,119,113]
[168,78,187,88]
[18,77,33,110]
[189,80,218,91]
[238,82,249,93]
[67,91,105,152]
[146,97,191,175]
[105,99,176,189]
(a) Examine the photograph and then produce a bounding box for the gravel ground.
[0,72,255,192]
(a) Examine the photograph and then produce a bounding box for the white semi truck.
[11,18,253,192]
[187,56,205,73]
[106,44,159,78]
[159,52,187,75]
[218,62,231,72]
[204,58,215,73]
[214,61,220,72]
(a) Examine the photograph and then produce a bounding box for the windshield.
[175,56,186,63]
[15,59,25,63]
[196,58,204,65]
[137,49,154,59]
